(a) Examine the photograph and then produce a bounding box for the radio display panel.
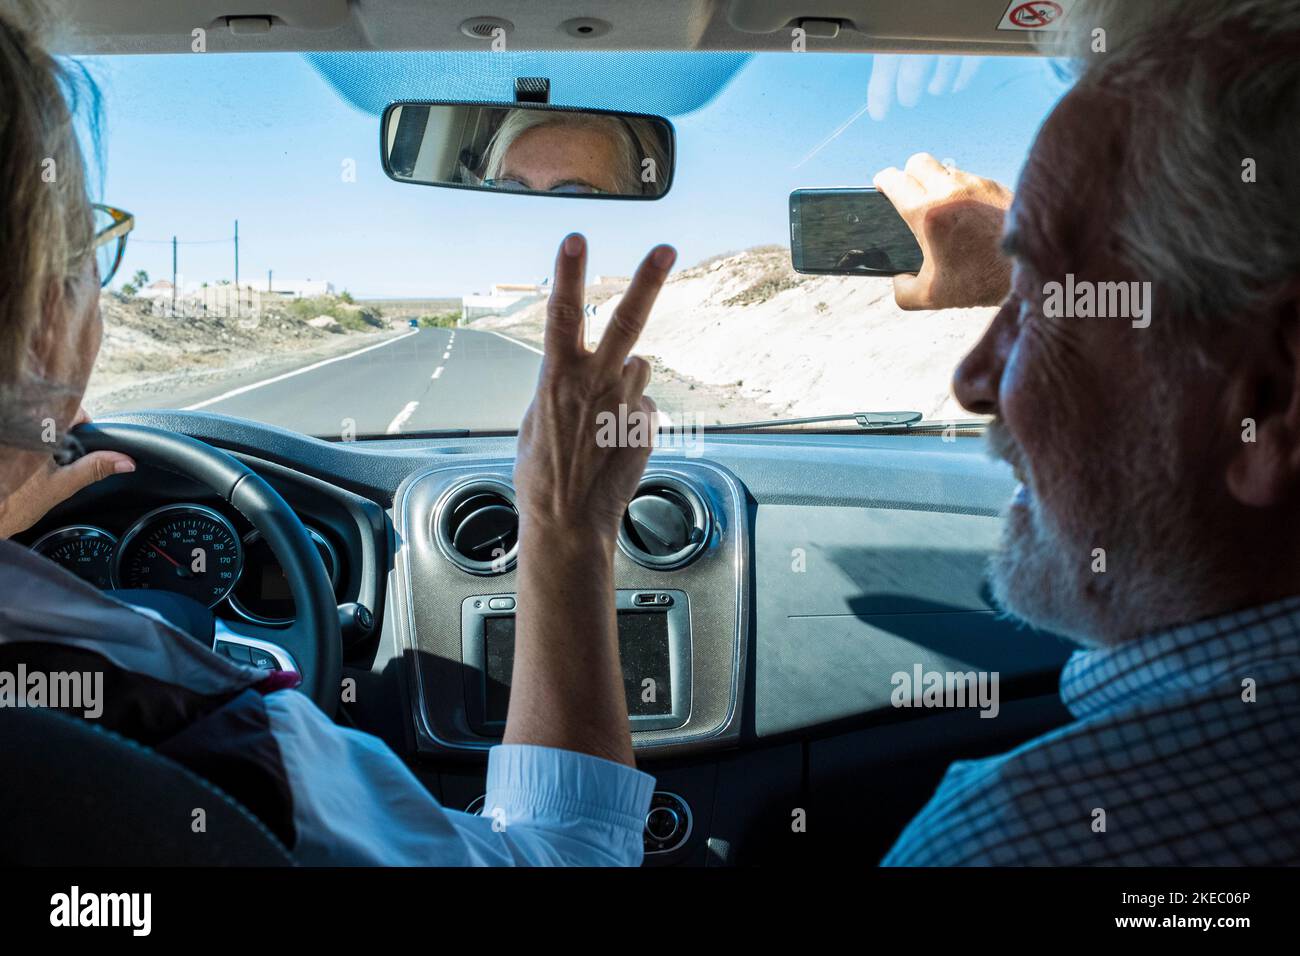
[484,611,673,723]
[462,590,692,734]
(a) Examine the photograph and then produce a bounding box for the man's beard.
[984,417,1214,648]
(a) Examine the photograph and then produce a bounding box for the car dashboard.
[15,409,1077,864]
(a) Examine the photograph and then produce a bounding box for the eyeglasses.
[482,179,605,196]
[91,203,134,288]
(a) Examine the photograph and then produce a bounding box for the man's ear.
[1225,295,1300,508]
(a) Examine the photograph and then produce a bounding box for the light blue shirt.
[266,690,657,866]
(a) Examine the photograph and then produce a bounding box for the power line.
[131,236,234,245]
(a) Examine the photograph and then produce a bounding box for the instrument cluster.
[30,503,339,625]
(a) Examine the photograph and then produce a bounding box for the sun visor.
[303,51,751,117]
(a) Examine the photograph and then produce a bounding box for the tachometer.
[114,504,243,608]
[31,525,118,589]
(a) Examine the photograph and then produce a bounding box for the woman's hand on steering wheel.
[0,408,135,539]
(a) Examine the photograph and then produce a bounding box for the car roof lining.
[48,0,1054,55]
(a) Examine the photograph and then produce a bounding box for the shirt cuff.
[485,743,656,834]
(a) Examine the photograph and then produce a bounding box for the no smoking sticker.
[997,0,1073,31]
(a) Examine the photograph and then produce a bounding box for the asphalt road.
[178,327,542,437]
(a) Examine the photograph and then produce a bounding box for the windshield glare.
[81,51,1065,438]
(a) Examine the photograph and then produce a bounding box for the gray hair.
[1037,0,1300,365]
[0,0,99,456]
[481,109,662,195]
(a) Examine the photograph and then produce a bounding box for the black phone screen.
[790,188,925,276]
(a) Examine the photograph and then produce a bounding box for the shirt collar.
[1060,594,1300,720]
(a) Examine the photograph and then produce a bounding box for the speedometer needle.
[149,542,182,568]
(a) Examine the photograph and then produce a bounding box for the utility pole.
[267,269,272,293]
[233,220,240,319]
[171,235,177,316]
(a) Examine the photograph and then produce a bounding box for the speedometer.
[31,525,118,589]
[114,504,244,608]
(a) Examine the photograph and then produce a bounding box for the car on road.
[3,0,1077,870]
[10,0,1283,904]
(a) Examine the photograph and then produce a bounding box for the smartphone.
[789,187,925,276]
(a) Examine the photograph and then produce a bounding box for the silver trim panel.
[391,457,749,756]
[214,620,300,673]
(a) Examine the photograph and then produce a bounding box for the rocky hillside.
[86,292,393,412]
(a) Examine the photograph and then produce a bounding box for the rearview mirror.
[381,102,675,200]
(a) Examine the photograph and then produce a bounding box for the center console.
[391,456,749,756]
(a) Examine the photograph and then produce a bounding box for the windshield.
[80,51,1066,438]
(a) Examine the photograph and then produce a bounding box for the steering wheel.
[74,422,341,717]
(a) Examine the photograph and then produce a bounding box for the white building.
[135,279,174,300]
[461,282,549,321]
[134,277,335,301]
[268,278,335,298]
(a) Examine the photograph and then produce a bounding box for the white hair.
[480,109,662,195]
[1038,0,1300,364]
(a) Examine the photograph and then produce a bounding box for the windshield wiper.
[701,411,920,431]
[698,413,987,433]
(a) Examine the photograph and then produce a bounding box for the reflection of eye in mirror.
[382,102,674,200]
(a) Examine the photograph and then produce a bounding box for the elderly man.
[869,0,1300,864]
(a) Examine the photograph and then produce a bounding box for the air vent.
[619,475,712,571]
[459,16,513,40]
[434,478,519,575]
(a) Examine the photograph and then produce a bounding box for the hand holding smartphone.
[789,187,924,276]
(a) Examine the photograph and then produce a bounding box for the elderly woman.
[0,9,135,538]
[480,108,668,196]
[0,2,677,865]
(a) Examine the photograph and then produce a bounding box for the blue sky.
[78,51,1069,299]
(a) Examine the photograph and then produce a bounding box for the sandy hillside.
[474,246,996,423]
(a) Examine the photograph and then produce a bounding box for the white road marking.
[442,351,450,360]
[182,329,420,410]
[482,328,543,356]
[431,366,444,380]
[385,400,420,434]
